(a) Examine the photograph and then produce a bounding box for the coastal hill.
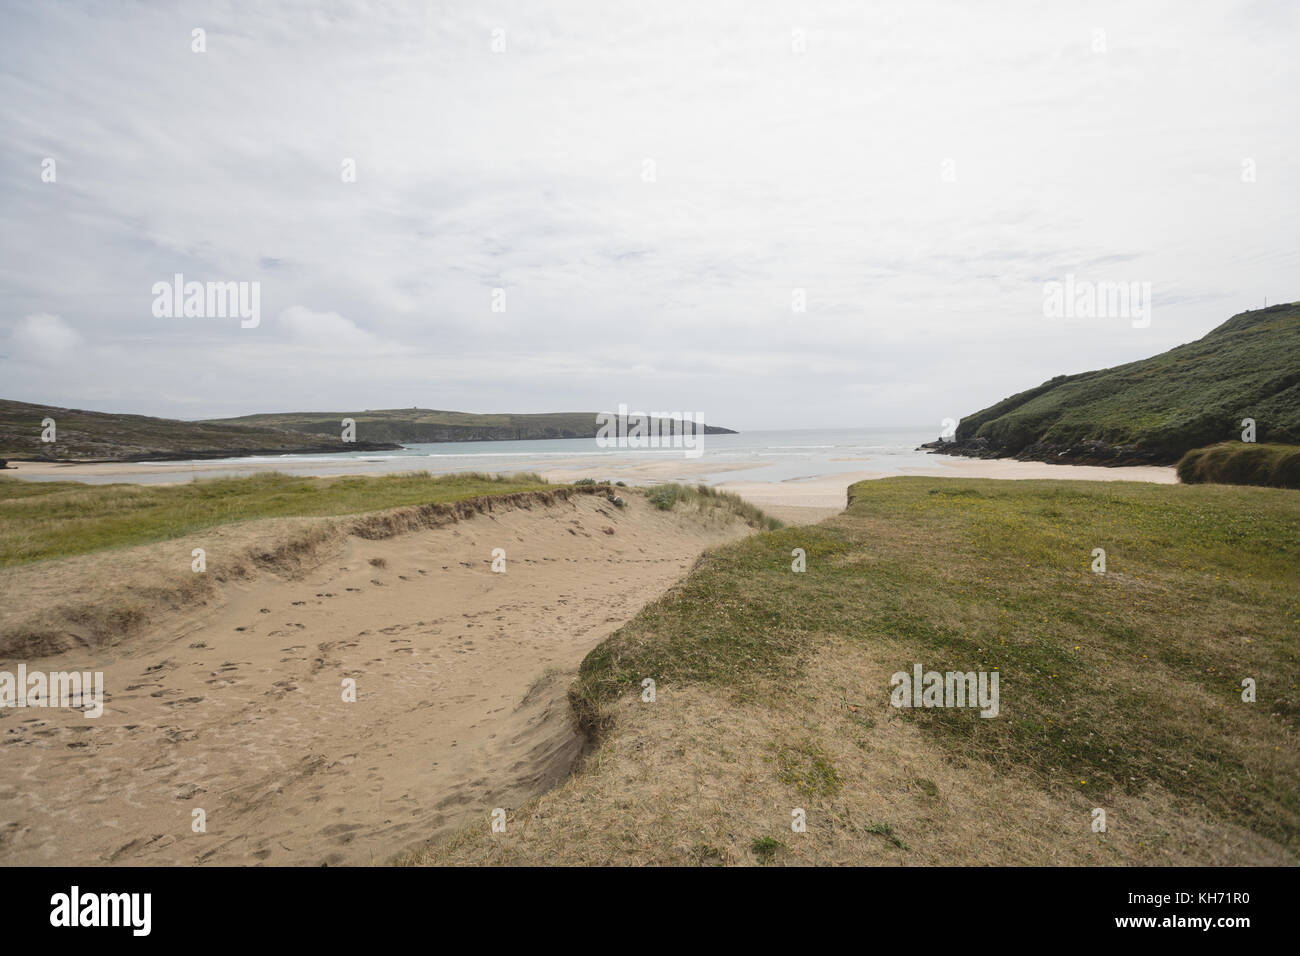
[0,400,738,462]
[0,398,401,461]
[203,408,738,444]
[929,302,1300,465]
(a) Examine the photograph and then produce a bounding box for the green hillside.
[203,408,737,444]
[0,399,399,462]
[932,302,1300,465]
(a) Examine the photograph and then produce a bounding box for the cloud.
[277,305,384,351]
[7,313,84,362]
[0,1,1296,426]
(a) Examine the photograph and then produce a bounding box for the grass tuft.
[643,483,782,530]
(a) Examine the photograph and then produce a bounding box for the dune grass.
[644,482,782,530]
[1177,442,1300,489]
[0,470,550,567]
[572,476,1299,847]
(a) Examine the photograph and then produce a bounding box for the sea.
[28,426,946,485]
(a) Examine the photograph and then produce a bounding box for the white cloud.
[8,313,84,362]
[278,305,384,351]
[0,0,1295,426]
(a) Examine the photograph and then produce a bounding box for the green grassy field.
[948,302,1300,462]
[572,476,1299,848]
[0,471,550,567]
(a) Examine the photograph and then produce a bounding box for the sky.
[1,0,1296,432]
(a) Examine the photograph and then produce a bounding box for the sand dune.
[0,459,1180,864]
[0,492,753,865]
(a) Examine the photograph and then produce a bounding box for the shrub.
[646,486,678,510]
[750,836,782,864]
[1176,443,1300,489]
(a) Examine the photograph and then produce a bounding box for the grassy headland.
[412,476,1298,865]
[0,399,738,461]
[931,302,1300,464]
[203,408,738,443]
[0,398,399,461]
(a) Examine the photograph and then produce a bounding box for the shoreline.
[3,453,1178,530]
[715,457,1177,523]
[2,454,1178,525]
[2,453,1178,485]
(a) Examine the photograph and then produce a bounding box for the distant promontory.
[0,401,736,462]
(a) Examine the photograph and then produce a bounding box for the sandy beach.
[6,453,1177,529]
[716,458,1177,523]
[0,491,754,865]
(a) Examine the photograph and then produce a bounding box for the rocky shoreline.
[919,437,1180,467]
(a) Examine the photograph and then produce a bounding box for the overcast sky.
[1,0,1296,431]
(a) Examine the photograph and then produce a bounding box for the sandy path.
[0,494,752,865]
